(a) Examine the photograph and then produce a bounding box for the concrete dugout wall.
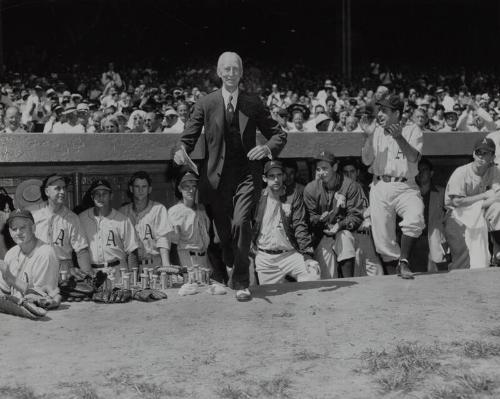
[0,132,485,210]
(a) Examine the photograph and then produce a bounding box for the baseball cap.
[62,105,77,115]
[264,160,284,175]
[7,209,35,226]
[90,179,112,193]
[76,103,90,112]
[164,109,178,117]
[314,150,336,164]
[376,95,404,113]
[474,137,496,153]
[44,174,67,187]
[324,79,334,89]
[178,171,199,186]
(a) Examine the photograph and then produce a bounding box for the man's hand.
[247,145,271,161]
[69,267,89,280]
[359,115,377,135]
[305,259,320,276]
[173,148,187,165]
[323,223,340,237]
[385,123,403,139]
[358,218,371,232]
[319,211,331,222]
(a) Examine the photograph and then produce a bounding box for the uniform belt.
[377,175,407,183]
[189,251,206,257]
[258,248,291,255]
[91,259,120,268]
[357,230,371,235]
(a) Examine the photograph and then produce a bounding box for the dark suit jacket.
[251,188,314,259]
[179,89,287,197]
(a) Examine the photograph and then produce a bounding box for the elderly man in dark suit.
[173,51,287,301]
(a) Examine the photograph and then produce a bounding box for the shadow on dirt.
[252,279,357,300]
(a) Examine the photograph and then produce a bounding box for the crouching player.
[0,209,61,309]
[251,160,320,285]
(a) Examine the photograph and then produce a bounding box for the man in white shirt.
[1,106,26,133]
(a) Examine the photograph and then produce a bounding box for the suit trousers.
[208,166,259,290]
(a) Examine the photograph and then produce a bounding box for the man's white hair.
[217,52,243,74]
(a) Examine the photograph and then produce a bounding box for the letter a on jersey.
[144,224,154,240]
[106,231,116,246]
[54,229,64,246]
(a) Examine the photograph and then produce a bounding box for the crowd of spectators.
[1,61,500,134]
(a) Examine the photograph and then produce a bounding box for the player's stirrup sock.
[491,231,500,246]
[400,234,417,261]
[382,260,398,275]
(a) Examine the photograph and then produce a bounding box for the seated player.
[304,151,365,278]
[119,171,171,269]
[444,138,500,269]
[29,174,91,278]
[79,180,139,280]
[251,160,320,285]
[166,170,211,270]
[0,209,61,309]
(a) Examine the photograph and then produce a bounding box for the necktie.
[226,95,234,125]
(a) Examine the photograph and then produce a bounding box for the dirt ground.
[1,268,500,399]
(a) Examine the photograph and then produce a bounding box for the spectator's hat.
[71,93,82,100]
[481,93,491,102]
[46,88,57,97]
[34,84,43,91]
[164,109,178,117]
[264,160,284,175]
[452,104,462,113]
[89,179,112,193]
[6,209,35,226]
[76,103,90,112]
[53,105,64,114]
[444,110,458,119]
[62,105,77,115]
[173,88,183,97]
[21,90,29,99]
[354,104,376,119]
[62,90,71,97]
[14,179,43,209]
[287,103,310,121]
[314,150,336,164]
[474,137,496,153]
[435,87,445,94]
[376,95,404,113]
[276,107,289,118]
[178,170,199,186]
[315,113,331,126]
[324,79,334,89]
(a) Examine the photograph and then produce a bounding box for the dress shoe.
[235,288,252,302]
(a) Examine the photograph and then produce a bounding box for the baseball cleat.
[397,259,414,279]
[235,288,252,302]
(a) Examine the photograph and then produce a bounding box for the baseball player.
[119,171,171,269]
[303,151,365,279]
[0,209,61,309]
[28,174,91,278]
[340,158,384,276]
[166,171,212,271]
[78,179,139,280]
[360,94,424,279]
[444,138,500,269]
[252,160,319,285]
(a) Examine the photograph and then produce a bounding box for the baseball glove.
[92,287,132,303]
[0,294,47,319]
[59,275,95,301]
[132,288,168,302]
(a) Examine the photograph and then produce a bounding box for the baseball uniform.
[166,202,211,269]
[0,239,59,300]
[30,203,88,272]
[79,208,139,277]
[119,200,170,267]
[361,119,425,263]
[444,160,500,269]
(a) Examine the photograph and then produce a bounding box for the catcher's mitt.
[24,287,58,309]
[92,287,132,303]
[59,275,95,301]
[0,295,47,319]
[132,288,167,302]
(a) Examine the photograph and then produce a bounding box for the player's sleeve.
[154,205,170,250]
[303,182,322,228]
[338,181,364,231]
[69,214,89,253]
[179,98,205,154]
[406,124,423,154]
[122,217,139,255]
[166,205,181,246]
[290,191,314,256]
[31,245,60,298]
[444,167,467,202]
[0,249,16,294]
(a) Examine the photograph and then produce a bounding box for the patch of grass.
[272,311,294,318]
[428,373,496,399]
[258,376,292,398]
[456,372,496,395]
[0,385,44,399]
[293,350,322,361]
[69,383,101,399]
[215,384,252,399]
[428,385,473,399]
[460,340,500,359]
[104,372,185,398]
[360,342,442,393]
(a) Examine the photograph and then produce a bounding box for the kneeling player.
[252,160,320,285]
[0,210,61,309]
